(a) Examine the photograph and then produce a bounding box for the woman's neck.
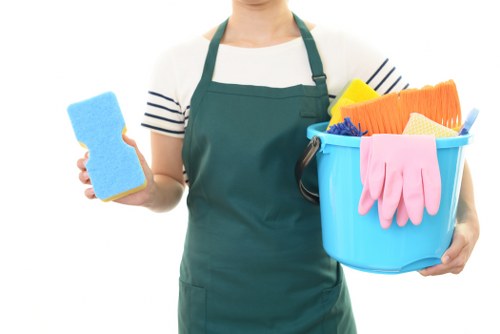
[223,0,299,47]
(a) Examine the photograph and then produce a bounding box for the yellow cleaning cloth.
[403,112,458,137]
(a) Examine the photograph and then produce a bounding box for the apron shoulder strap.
[293,13,327,87]
[198,19,228,86]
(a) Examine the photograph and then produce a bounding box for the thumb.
[122,133,137,148]
[441,234,466,265]
[122,134,145,161]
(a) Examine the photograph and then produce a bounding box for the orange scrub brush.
[340,80,461,135]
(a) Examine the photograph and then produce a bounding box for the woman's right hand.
[76,135,156,207]
[77,132,185,212]
[76,150,95,199]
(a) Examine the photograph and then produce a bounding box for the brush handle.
[458,108,479,135]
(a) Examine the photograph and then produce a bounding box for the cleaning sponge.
[67,92,147,201]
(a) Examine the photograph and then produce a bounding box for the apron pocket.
[321,266,357,333]
[178,279,207,334]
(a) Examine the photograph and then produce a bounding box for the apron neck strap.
[200,13,328,88]
[292,13,327,86]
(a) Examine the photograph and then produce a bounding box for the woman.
[77,0,480,332]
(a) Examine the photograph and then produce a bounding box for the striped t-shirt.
[142,25,408,137]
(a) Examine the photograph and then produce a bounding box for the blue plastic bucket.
[297,122,471,274]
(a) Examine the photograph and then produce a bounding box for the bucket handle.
[295,136,321,204]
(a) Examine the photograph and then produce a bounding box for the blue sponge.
[67,92,147,201]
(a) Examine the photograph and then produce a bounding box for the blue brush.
[326,117,368,136]
[458,108,479,135]
[67,92,147,201]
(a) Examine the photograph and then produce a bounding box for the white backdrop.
[0,1,498,333]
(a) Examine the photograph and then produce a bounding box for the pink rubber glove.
[359,137,409,228]
[358,134,441,227]
[358,137,376,215]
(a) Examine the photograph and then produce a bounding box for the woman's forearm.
[144,174,185,213]
[457,160,479,232]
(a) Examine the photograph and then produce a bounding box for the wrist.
[457,209,480,237]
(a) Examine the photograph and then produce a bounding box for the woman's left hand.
[419,217,479,276]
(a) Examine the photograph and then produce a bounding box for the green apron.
[180,14,356,334]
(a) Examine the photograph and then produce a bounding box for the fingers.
[422,167,441,215]
[78,159,95,199]
[358,183,376,215]
[76,152,95,198]
[377,197,393,229]
[403,168,424,225]
[359,137,372,181]
[84,187,96,200]
[380,165,403,221]
[79,170,91,185]
[419,228,469,276]
[368,160,385,200]
[396,194,409,227]
[418,252,466,276]
[358,137,376,215]
[77,154,91,185]
[76,152,88,171]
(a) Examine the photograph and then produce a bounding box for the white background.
[0,0,498,333]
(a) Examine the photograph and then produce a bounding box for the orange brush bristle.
[339,80,461,135]
[341,93,399,135]
[400,80,461,129]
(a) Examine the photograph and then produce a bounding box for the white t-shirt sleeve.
[317,26,409,97]
[141,48,187,138]
[346,31,408,94]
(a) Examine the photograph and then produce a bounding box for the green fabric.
[180,14,356,334]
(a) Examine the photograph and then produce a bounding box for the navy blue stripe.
[366,58,388,85]
[148,91,180,106]
[384,76,402,94]
[403,83,410,90]
[141,123,185,135]
[147,102,182,115]
[374,67,395,91]
[144,113,184,124]
[328,94,336,99]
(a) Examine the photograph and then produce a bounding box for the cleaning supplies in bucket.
[297,123,471,273]
[296,79,476,273]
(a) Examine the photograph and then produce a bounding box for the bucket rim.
[307,122,472,149]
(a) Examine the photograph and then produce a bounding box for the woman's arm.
[143,132,185,212]
[419,160,480,276]
[77,132,185,213]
